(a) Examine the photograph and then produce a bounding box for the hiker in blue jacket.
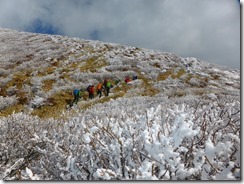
[72,89,81,105]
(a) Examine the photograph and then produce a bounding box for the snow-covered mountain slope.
[0,28,240,180]
[0,28,240,118]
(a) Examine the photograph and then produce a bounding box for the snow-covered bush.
[0,98,240,180]
[0,96,18,110]
[30,96,45,108]
[0,68,9,77]
[6,86,17,96]
[0,75,13,87]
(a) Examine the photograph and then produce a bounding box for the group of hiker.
[86,78,111,100]
[72,78,110,105]
[71,75,137,106]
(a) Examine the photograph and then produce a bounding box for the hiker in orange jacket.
[96,82,103,98]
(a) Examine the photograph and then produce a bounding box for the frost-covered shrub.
[0,98,240,180]
[0,68,9,77]
[188,78,200,87]
[30,77,44,95]
[0,75,13,87]
[6,86,17,96]
[121,59,139,67]
[105,65,132,72]
[0,96,18,110]
[30,96,45,108]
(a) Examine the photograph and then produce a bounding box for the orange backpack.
[97,83,102,90]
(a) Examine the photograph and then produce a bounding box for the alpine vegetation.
[0,28,240,180]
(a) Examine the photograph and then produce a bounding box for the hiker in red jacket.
[87,85,95,99]
[125,76,131,83]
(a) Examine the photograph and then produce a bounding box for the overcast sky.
[0,0,240,69]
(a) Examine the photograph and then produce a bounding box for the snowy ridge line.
[0,97,240,180]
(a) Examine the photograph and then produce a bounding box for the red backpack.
[125,77,130,83]
[90,85,95,93]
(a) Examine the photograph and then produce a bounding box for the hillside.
[0,28,240,180]
[0,28,240,118]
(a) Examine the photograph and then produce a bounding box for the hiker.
[105,80,111,96]
[90,85,95,99]
[185,63,192,73]
[103,78,108,96]
[96,82,103,98]
[125,76,131,83]
[103,78,108,89]
[72,89,81,105]
[87,85,95,99]
[133,75,138,80]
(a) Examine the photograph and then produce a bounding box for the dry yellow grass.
[135,70,159,97]
[169,89,187,98]
[157,70,173,81]
[80,57,107,72]
[59,72,73,81]
[112,82,131,94]
[5,71,31,90]
[157,68,186,81]
[0,104,25,117]
[172,69,186,79]
[153,62,161,68]
[37,67,56,76]
[0,70,31,116]
[0,71,31,116]
[193,89,207,96]
[42,79,56,92]
[141,87,159,97]
[31,91,73,119]
[78,91,126,110]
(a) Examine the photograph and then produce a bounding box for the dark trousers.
[106,87,110,96]
[73,95,79,104]
[97,90,102,98]
[89,93,94,99]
